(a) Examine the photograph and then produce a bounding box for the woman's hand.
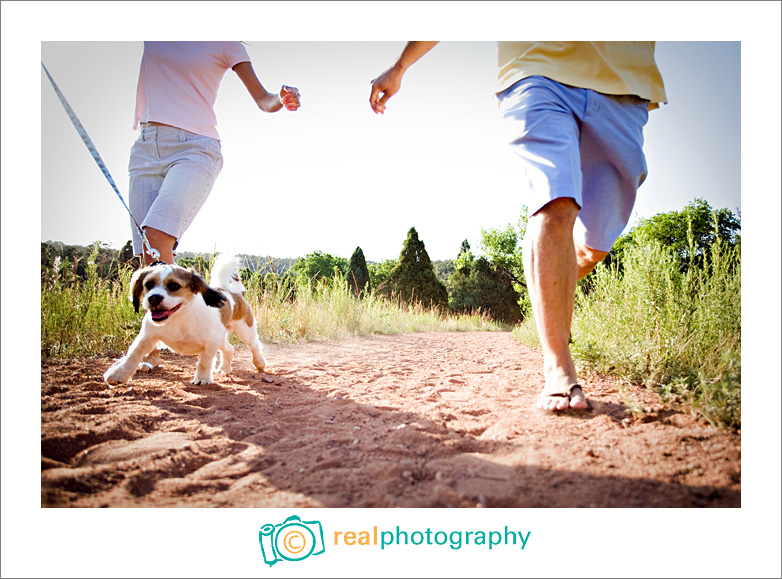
[233,62,299,113]
[279,85,301,111]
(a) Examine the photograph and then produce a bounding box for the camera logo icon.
[259,515,325,567]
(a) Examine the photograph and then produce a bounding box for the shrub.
[515,234,741,429]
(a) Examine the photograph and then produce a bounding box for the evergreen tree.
[388,227,448,310]
[348,246,371,296]
[448,240,522,324]
[454,239,474,273]
[459,238,471,258]
[469,257,522,324]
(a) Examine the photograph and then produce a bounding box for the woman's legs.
[141,227,176,265]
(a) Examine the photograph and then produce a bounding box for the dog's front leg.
[104,334,159,385]
[192,347,219,385]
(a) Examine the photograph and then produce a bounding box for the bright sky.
[40,39,740,262]
[3,2,782,578]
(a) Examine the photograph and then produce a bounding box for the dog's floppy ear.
[187,268,226,309]
[129,268,150,313]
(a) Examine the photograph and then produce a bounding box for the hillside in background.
[41,242,456,285]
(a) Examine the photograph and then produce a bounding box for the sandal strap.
[538,384,583,399]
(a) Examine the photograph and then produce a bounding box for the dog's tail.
[209,254,245,293]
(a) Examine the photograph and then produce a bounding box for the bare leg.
[524,199,582,409]
[524,197,609,410]
[524,199,610,410]
[575,242,609,280]
[141,227,176,266]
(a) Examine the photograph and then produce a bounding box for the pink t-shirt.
[134,41,250,140]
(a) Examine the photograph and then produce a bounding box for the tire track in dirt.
[41,331,740,507]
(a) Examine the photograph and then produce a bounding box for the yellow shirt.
[497,41,668,109]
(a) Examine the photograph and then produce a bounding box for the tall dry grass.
[513,236,741,429]
[41,253,506,360]
[41,251,141,358]
[245,271,506,343]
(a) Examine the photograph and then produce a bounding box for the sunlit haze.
[40,40,740,262]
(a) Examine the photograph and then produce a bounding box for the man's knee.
[529,197,580,235]
[535,197,580,220]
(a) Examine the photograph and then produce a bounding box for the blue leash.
[41,61,161,263]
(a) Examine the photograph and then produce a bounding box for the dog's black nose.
[147,294,163,308]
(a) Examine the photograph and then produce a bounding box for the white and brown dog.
[103,254,266,385]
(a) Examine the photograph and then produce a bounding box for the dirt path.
[41,331,740,507]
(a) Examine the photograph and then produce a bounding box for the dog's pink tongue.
[152,310,168,320]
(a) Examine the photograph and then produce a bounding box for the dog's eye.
[167,282,181,292]
[145,280,156,290]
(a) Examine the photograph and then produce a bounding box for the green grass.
[41,254,507,361]
[43,240,740,430]
[41,251,141,358]
[513,238,741,429]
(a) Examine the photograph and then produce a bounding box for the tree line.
[41,198,739,326]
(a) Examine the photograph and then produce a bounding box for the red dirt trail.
[41,331,740,508]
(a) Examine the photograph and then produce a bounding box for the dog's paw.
[103,360,133,385]
[253,356,267,373]
[137,361,159,374]
[191,374,214,386]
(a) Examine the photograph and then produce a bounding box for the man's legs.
[498,77,645,410]
[524,197,607,410]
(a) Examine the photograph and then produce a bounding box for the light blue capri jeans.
[498,76,650,252]
[128,124,223,255]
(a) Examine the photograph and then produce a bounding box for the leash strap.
[41,61,161,262]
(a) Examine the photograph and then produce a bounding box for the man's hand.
[280,85,301,111]
[368,41,439,114]
[369,66,404,114]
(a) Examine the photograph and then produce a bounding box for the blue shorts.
[498,76,650,252]
[128,124,223,254]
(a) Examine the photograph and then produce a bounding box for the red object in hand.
[280,85,300,111]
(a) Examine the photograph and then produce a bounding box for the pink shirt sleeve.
[222,41,251,70]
